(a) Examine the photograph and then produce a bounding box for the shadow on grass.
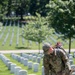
[15,46,31,49]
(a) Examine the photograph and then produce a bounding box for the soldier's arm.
[60,50,71,71]
[43,56,50,75]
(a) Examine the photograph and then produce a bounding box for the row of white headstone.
[2,21,11,46]
[16,21,19,46]
[22,24,25,45]
[13,53,75,75]
[0,20,62,47]
[9,21,15,46]
[68,54,75,75]
[0,20,8,39]
[11,53,41,73]
[0,53,37,75]
[21,53,75,75]
[20,53,43,63]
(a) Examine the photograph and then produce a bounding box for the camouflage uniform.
[43,49,71,75]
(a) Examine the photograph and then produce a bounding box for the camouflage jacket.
[43,49,71,75]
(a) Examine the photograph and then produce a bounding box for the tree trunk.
[69,37,71,53]
[7,0,12,16]
[20,4,23,20]
[38,42,40,53]
[20,12,23,20]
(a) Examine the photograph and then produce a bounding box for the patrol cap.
[42,43,51,52]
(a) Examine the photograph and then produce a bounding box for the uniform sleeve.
[43,56,50,75]
[59,50,71,71]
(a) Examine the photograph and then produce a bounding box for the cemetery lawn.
[0,23,75,50]
[5,54,43,75]
[0,25,41,50]
[0,59,14,75]
[0,53,75,75]
[73,58,75,64]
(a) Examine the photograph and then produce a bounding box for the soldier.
[42,43,71,75]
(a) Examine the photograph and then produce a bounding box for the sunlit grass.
[0,59,14,75]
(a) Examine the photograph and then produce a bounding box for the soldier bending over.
[42,43,71,75]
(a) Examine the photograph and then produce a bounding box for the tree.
[0,0,8,20]
[5,0,30,19]
[16,0,30,20]
[47,0,75,53]
[29,0,49,16]
[7,0,12,16]
[22,13,50,53]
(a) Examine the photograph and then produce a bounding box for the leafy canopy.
[22,13,50,43]
[47,0,75,39]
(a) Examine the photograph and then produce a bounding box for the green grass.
[0,24,75,50]
[0,59,14,75]
[5,54,43,75]
[73,58,75,64]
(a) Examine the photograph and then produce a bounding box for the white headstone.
[37,57,41,63]
[69,56,73,60]
[10,63,16,73]
[69,60,73,65]
[42,66,45,75]
[18,70,27,75]
[28,61,33,69]
[14,66,21,75]
[24,58,28,66]
[71,65,75,70]
[33,63,39,72]
[29,55,33,60]
[7,62,12,70]
[33,56,36,62]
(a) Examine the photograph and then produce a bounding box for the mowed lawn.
[0,53,75,75]
[0,53,43,75]
[0,21,75,50]
[0,59,14,75]
[0,21,40,50]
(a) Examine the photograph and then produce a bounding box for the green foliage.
[46,0,75,52]
[0,0,8,21]
[22,13,50,50]
[0,0,50,20]
[29,0,49,16]
[47,0,75,38]
[23,13,49,42]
